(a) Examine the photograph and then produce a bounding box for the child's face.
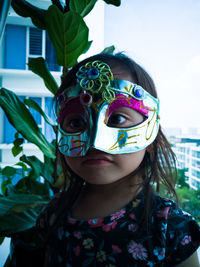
[64,70,146,185]
[57,61,159,184]
[64,104,146,185]
[57,65,159,157]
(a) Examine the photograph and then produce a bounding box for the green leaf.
[0,193,49,235]
[11,0,46,29]
[15,178,51,196]
[82,40,93,54]
[43,155,55,184]
[13,138,24,147]
[103,0,121,6]
[12,137,24,157]
[51,0,64,12]
[20,155,54,184]
[102,45,115,54]
[14,132,19,139]
[2,166,17,177]
[1,178,12,196]
[20,155,44,180]
[28,57,59,95]
[12,146,23,157]
[69,0,97,17]
[24,98,55,127]
[15,162,28,171]
[0,192,48,216]
[45,6,91,68]
[0,88,55,159]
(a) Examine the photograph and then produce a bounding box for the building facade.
[170,136,200,190]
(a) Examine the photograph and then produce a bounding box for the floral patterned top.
[37,189,200,267]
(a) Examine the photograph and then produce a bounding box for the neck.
[85,173,142,196]
[71,173,143,220]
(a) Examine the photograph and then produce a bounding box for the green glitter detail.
[76,60,115,103]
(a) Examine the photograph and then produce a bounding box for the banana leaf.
[0,88,55,159]
[24,98,55,127]
[69,0,98,17]
[0,191,49,236]
[45,5,91,68]
[28,57,59,95]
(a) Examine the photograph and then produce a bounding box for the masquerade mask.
[57,60,160,157]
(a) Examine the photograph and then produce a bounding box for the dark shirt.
[36,189,200,267]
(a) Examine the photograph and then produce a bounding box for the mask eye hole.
[62,114,87,133]
[107,114,126,127]
[106,107,145,128]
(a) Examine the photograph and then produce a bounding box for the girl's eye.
[63,115,87,133]
[107,114,126,126]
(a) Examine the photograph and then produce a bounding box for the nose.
[88,103,114,155]
[86,147,107,156]
[88,107,105,152]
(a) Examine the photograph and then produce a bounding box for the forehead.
[111,68,135,84]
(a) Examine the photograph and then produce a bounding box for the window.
[4,25,60,72]
[29,28,43,56]
[191,178,200,189]
[4,24,26,69]
[192,159,200,168]
[191,169,200,179]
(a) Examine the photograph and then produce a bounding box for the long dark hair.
[50,52,177,235]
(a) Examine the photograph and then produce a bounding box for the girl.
[37,53,200,266]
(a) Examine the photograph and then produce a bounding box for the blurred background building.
[165,128,200,190]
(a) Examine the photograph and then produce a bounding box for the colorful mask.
[57,60,160,157]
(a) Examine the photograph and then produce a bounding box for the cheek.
[119,150,146,170]
[64,157,80,172]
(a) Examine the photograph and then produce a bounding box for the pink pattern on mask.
[107,94,149,118]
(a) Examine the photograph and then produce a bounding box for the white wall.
[0,69,61,96]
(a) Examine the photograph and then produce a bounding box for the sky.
[103,0,200,129]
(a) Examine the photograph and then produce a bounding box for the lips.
[82,154,113,165]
